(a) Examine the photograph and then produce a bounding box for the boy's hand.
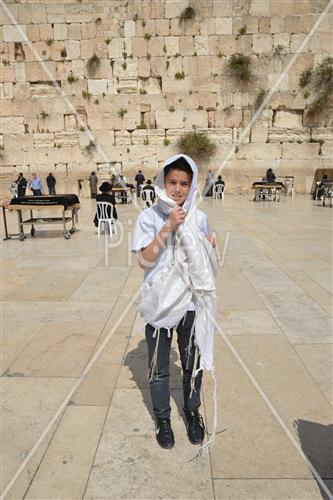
[166,207,186,232]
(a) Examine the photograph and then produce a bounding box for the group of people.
[9,172,57,198]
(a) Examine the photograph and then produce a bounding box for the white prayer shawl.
[138,154,218,372]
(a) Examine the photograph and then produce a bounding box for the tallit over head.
[138,154,217,372]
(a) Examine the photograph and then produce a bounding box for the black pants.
[32,189,42,196]
[145,311,202,419]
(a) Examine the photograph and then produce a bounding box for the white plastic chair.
[96,202,117,237]
[141,188,155,207]
[215,184,224,199]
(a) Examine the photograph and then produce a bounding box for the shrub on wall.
[229,54,253,82]
[176,131,216,159]
[300,57,333,117]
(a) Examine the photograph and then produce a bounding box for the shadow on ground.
[295,419,333,499]
[123,338,184,420]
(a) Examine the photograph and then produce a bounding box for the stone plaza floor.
[1,193,332,499]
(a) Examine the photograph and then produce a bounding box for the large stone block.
[30,4,47,24]
[252,34,273,54]
[147,129,165,144]
[311,127,333,144]
[54,23,67,41]
[270,16,285,34]
[14,63,26,82]
[237,143,281,160]
[274,111,303,128]
[64,114,78,132]
[131,129,148,145]
[170,18,185,36]
[215,18,233,35]
[199,18,216,35]
[39,23,53,40]
[156,109,184,128]
[155,19,170,36]
[164,0,188,18]
[224,108,242,127]
[148,36,164,56]
[199,127,233,144]
[81,22,96,39]
[108,38,124,58]
[212,0,233,16]
[184,110,208,128]
[0,82,13,99]
[194,36,210,55]
[197,56,212,75]
[165,36,180,56]
[88,79,108,95]
[46,4,66,23]
[218,34,237,55]
[54,132,79,147]
[33,133,55,148]
[138,58,151,78]
[116,78,138,93]
[268,73,289,91]
[251,124,269,143]
[124,20,136,38]
[282,143,320,159]
[3,25,27,43]
[38,113,64,133]
[268,127,311,143]
[115,130,131,145]
[162,76,192,93]
[67,23,81,40]
[132,37,148,57]
[250,0,270,15]
[65,40,80,60]
[0,116,25,135]
[113,59,138,78]
[182,56,198,76]
[26,25,40,42]
[166,56,183,76]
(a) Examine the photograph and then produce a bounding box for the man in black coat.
[135,170,145,197]
[46,172,56,195]
[16,173,27,197]
[94,181,118,227]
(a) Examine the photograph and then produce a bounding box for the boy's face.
[165,168,192,206]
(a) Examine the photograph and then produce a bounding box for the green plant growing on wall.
[142,20,146,27]
[217,52,224,58]
[95,17,102,25]
[163,45,167,54]
[82,90,92,100]
[197,105,204,110]
[143,138,149,145]
[46,38,54,47]
[303,91,310,99]
[176,131,216,159]
[139,88,147,95]
[168,106,176,112]
[299,68,312,88]
[238,25,247,35]
[67,72,78,84]
[118,108,128,118]
[122,51,127,59]
[86,53,100,76]
[302,57,333,117]
[133,13,138,21]
[166,60,170,69]
[146,53,151,60]
[105,38,111,45]
[94,99,99,105]
[79,126,85,132]
[175,71,185,80]
[163,138,170,146]
[144,33,152,40]
[2,59,10,66]
[179,6,196,23]
[122,62,127,70]
[229,53,252,82]
[40,111,49,119]
[136,118,147,129]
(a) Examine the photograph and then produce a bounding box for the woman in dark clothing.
[266,168,276,183]
[93,181,118,227]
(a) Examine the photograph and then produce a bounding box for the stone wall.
[0,0,332,193]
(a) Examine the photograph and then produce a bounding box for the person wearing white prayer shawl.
[132,154,218,450]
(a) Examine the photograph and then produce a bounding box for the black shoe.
[155,418,175,449]
[184,409,205,445]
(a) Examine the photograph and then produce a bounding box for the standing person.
[29,172,44,195]
[135,169,145,197]
[132,154,217,449]
[93,181,118,227]
[89,171,98,199]
[46,172,56,195]
[16,172,27,197]
[205,169,214,197]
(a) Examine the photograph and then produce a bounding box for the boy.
[132,154,216,449]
